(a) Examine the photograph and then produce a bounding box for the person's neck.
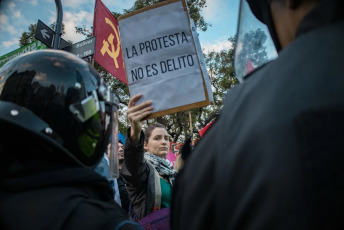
[119,159,124,170]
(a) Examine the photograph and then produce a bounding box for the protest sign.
[118,0,210,118]
[190,18,214,103]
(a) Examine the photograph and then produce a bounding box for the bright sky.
[0,0,240,57]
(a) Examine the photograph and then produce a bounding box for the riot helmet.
[0,50,119,168]
[234,0,279,82]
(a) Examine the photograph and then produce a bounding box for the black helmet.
[0,50,119,167]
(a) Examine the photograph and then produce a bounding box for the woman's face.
[144,127,170,158]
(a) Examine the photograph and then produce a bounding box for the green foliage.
[121,0,209,31]
[19,24,37,47]
[205,38,238,106]
[187,0,209,32]
[51,22,67,35]
[75,25,93,38]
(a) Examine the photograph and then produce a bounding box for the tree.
[122,0,209,31]
[19,24,37,47]
[189,37,238,132]
[205,38,238,107]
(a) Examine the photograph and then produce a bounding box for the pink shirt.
[166,151,177,167]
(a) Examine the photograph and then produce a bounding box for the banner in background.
[0,40,46,67]
[170,142,183,154]
[93,0,127,84]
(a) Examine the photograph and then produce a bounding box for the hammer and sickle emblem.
[100,18,121,68]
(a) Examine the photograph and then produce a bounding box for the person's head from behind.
[144,123,170,158]
[0,50,119,168]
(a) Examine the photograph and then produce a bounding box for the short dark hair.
[144,123,166,143]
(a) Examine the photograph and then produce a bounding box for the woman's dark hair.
[144,123,166,143]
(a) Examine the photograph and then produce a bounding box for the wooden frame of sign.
[119,0,210,119]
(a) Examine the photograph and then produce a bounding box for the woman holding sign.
[121,94,176,223]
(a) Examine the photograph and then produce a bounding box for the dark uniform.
[172,0,344,229]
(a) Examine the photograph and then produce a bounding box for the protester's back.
[172,0,344,229]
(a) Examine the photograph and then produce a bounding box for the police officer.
[172,0,344,229]
[0,50,141,230]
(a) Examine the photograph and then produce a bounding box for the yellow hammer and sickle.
[100,18,121,68]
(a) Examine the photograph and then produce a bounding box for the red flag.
[199,120,215,138]
[246,58,255,75]
[93,0,127,84]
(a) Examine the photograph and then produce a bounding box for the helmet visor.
[71,86,120,168]
[234,0,278,82]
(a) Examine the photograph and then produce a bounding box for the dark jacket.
[172,1,344,229]
[121,130,162,220]
[0,160,140,230]
[117,175,130,213]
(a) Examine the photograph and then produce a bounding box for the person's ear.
[286,0,301,9]
[144,142,148,151]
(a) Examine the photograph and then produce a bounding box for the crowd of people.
[1,0,344,229]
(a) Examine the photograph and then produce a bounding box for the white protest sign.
[119,0,210,118]
[190,18,214,103]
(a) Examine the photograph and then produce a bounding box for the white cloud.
[103,0,136,12]
[62,0,86,9]
[0,14,16,35]
[29,0,38,6]
[202,0,221,20]
[13,10,21,18]
[62,10,94,43]
[202,39,233,53]
[8,2,15,10]
[48,9,56,25]
[0,14,8,25]
[2,39,18,48]
[202,0,232,24]
[5,25,17,35]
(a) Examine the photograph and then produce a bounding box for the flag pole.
[91,0,97,67]
[188,111,193,135]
